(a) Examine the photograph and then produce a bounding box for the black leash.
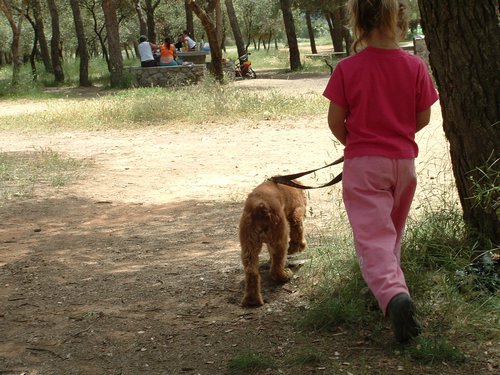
[268,156,344,190]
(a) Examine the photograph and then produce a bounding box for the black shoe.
[387,293,422,343]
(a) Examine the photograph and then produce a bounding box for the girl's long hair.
[164,37,172,50]
[347,0,408,52]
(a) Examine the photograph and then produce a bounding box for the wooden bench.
[124,64,206,87]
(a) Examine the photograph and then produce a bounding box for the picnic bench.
[125,64,206,87]
[304,51,347,62]
[176,51,209,64]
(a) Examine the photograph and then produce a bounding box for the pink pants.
[342,156,416,315]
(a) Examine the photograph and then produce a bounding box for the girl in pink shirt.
[323,0,438,343]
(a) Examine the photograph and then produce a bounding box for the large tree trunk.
[331,8,344,52]
[185,0,194,38]
[187,0,224,83]
[144,0,160,42]
[280,0,301,71]
[47,0,64,83]
[418,0,499,245]
[70,0,91,87]
[32,0,52,73]
[102,0,123,88]
[133,0,148,37]
[24,10,38,80]
[0,0,28,85]
[225,0,246,59]
[305,10,317,54]
[339,2,352,55]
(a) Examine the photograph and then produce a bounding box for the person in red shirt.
[323,0,438,344]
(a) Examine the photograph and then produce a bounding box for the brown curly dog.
[239,179,307,307]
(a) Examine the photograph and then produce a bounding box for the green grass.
[0,148,90,203]
[0,83,327,132]
[227,351,275,374]
[298,176,499,364]
[289,349,325,366]
[404,336,466,364]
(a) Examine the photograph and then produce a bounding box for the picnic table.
[303,51,347,61]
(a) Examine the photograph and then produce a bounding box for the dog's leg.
[287,206,307,255]
[268,221,293,283]
[241,239,264,307]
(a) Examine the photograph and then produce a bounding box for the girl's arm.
[416,108,431,132]
[328,102,348,145]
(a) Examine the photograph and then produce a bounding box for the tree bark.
[187,0,224,83]
[82,0,109,68]
[339,2,352,55]
[144,0,160,42]
[133,0,148,37]
[225,0,246,59]
[102,0,123,88]
[70,0,91,87]
[24,9,38,80]
[185,0,194,38]
[280,0,301,71]
[305,10,317,54]
[418,0,500,245]
[0,0,29,85]
[47,0,64,83]
[331,7,344,52]
[32,0,52,73]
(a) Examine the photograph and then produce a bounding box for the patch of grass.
[0,83,327,132]
[0,148,90,202]
[227,351,275,374]
[404,336,466,364]
[300,175,499,363]
[290,349,325,366]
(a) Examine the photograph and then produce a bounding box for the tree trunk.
[418,0,500,245]
[47,0,64,83]
[70,0,91,87]
[29,37,38,80]
[280,0,301,71]
[102,0,123,88]
[215,0,224,48]
[339,2,352,55]
[324,11,335,49]
[331,7,344,52]
[133,0,148,37]
[225,0,245,59]
[0,0,28,85]
[82,1,110,69]
[305,10,317,54]
[32,0,52,73]
[185,0,194,39]
[144,0,160,42]
[24,10,38,80]
[187,0,224,83]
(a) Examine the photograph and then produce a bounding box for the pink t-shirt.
[323,47,438,159]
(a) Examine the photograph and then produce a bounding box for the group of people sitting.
[138,31,198,68]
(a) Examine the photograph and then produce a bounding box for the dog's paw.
[288,240,307,254]
[271,268,293,283]
[242,294,264,307]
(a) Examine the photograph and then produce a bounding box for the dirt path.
[0,75,492,375]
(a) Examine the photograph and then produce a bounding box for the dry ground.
[0,72,497,375]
